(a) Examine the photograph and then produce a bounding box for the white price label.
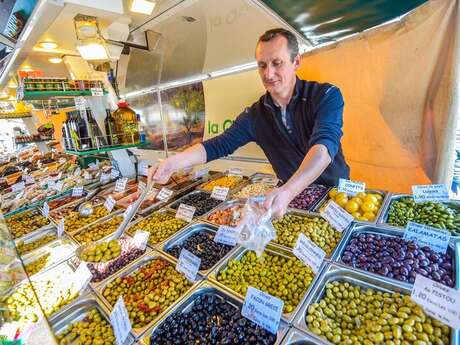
[111,169,120,179]
[132,231,149,250]
[157,188,173,201]
[59,158,66,164]
[12,181,25,193]
[114,177,128,193]
[211,186,229,201]
[320,200,354,232]
[404,221,451,254]
[74,96,86,111]
[57,218,65,237]
[412,184,450,203]
[83,171,91,180]
[104,196,116,213]
[100,173,111,183]
[176,248,201,282]
[411,274,460,329]
[138,161,149,176]
[228,167,243,177]
[42,202,50,217]
[293,233,325,273]
[175,204,196,222]
[138,180,147,192]
[338,178,366,196]
[194,167,209,179]
[72,186,84,197]
[47,179,56,190]
[25,175,35,184]
[73,262,92,291]
[123,205,134,219]
[74,167,81,177]
[56,172,63,180]
[241,286,284,334]
[55,181,64,192]
[88,162,97,169]
[90,87,104,97]
[214,225,240,246]
[110,297,132,345]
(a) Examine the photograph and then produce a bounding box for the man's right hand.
[147,158,174,185]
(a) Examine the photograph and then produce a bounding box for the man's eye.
[273,60,282,67]
[258,63,266,69]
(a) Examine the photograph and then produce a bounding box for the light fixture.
[7,80,17,89]
[130,0,156,15]
[39,41,58,50]
[76,42,109,60]
[48,57,63,64]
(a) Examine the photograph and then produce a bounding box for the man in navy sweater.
[149,28,350,218]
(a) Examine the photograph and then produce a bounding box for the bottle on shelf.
[112,100,140,145]
[74,110,92,150]
[62,112,74,150]
[86,108,107,148]
[104,109,119,146]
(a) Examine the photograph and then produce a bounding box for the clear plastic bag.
[237,197,277,258]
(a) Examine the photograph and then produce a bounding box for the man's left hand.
[262,186,294,220]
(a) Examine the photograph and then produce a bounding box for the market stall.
[0,0,459,345]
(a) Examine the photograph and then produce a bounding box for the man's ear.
[293,54,301,69]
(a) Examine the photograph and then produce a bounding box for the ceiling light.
[48,57,62,64]
[76,43,109,60]
[130,0,156,15]
[39,41,58,50]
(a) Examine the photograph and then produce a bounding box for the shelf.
[65,144,139,156]
[21,90,108,101]
[0,113,32,119]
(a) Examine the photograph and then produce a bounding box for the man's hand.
[147,158,174,185]
[262,186,294,220]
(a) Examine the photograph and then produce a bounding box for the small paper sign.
[57,218,64,237]
[56,172,63,180]
[111,169,120,179]
[338,178,366,196]
[228,167,243,177]
[47,179,56,190]
[320,200,354,232]
[403,221,451,254]
[73,262,92,291]
[25,175,35,184]
[194,167,209,179]
[55,181,64,192]
[12,181,25,193]
[100,173,111,183]
[138,160,149,176]
[42,202,50,217]
[412,184,450,203]
[175,204,196,222]
[72,186,84,197]
[90,87,104,97]
[293,233,325,273]
[241,286,284,334]
[83,171,91,180]
[211,186,229,201]
[176,248,201,282]
[104,196,116,213]
[411,274,460,329]
[132,231,149,250]
[59,158,66,164]
[157,187,173,201]
[123,205,134,219]
[74,167,81,177]
[110,297,132,345]
[74,96,86,111]
[138,180,146,192]
[114,177,128,193]
[214,225,240,246]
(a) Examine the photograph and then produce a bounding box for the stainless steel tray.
[287,184,332,212]
[199,198,246,226]
[331,222,457,288]
[208,244,326,323]
[7,209,55,241]
[165,190,224,218]
[48,198,89,225]
[160,222,238,277]
[314,188,390,224]
[94,251,202,339]
[67,210,125,245]
[139,280,290,345]
[49,293,135,345]
[230,173,279,199]
[280,327,329,345]
[125,208,188,249]
[195,173,249,194]
[271,208,348,259]
[378,193,460,235]
[14,226,59,255]
[292,263,458,345]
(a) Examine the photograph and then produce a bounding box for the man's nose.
[264,65,274,80]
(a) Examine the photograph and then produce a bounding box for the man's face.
[255,35,300,96]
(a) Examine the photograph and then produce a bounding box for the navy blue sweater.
[202,78,350,186]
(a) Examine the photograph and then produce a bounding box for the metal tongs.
[75,180,154,261]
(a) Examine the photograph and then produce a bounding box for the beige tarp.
[297,0,459,192]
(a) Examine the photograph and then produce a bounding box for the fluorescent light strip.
[209,61,257,78]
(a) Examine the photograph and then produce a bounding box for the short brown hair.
[257,28,299,61]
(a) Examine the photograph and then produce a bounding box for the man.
[149,28,350,218]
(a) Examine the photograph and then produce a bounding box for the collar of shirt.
[263,76,302,111]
